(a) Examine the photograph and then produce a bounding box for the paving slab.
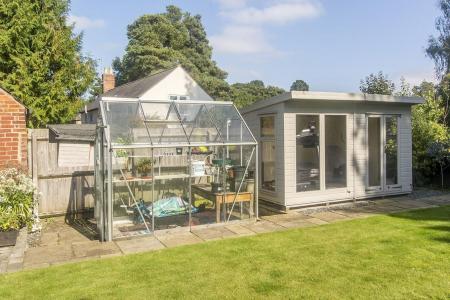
[242,220,285,234]
[274,219,316,229]
[115,236,165,254]
[72,241,120,258]
[24,244,73,266]
[331,208,376,219]
[307,211,349,223]
[225,224,256,236]
[156,232,203,248]
[192,227,237,241]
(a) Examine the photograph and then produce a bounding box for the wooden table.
[191,184,253,222]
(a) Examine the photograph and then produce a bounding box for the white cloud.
[67,15,106,30]
[222,0,322,25]
[215,0,247,9]
[395,70,437,87]
[210,26,275,54]
[211,0,322,54]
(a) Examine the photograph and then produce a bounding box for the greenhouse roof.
[99,98,257,148]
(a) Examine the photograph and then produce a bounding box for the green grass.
[1,206,449,299]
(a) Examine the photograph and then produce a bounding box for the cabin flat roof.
[240,91,424,114]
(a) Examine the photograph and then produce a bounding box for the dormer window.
[169,95,189,100]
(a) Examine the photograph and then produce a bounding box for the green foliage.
[0,0,96,128]
[426,0,450,77]
[113,5,230,100]
[229,80,285,108]
[290,79,309,91]
[411,81,449,185]
[359,71,395,95]
[136,158,152,175]
[0,168,37,231]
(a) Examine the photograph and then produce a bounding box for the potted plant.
[0,168,38,247]
[114,137,130,170]
[136,158,153,178]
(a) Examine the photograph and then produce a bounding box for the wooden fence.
[28,129,95,216]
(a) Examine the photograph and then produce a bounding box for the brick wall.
[0,89,27,170]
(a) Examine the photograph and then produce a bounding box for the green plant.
[0,168,38,231]
[136,158,152,175]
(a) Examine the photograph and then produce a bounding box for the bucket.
[246,179,255,193]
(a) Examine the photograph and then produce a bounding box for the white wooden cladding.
[242,101,413,208]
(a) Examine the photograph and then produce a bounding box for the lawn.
[0,206,449,299]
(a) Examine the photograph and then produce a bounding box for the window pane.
[260,116,275,137]
[325,116,346,189]
[261,141,276,191]
[385,116,398,185]
[296,115,320,192]
[368,117,381,186]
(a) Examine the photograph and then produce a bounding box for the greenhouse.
[94,98,258,242]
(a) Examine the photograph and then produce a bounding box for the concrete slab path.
[1,191,449,273]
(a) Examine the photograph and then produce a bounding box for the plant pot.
[0,230,19,247]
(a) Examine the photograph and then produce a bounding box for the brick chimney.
[102,67,115,93]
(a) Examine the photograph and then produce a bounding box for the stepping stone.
[115,236,165,254]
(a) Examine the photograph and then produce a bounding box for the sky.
[69,0,440,92]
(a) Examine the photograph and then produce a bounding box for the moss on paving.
[0,206,449,299]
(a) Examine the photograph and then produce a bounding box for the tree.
[113,6,230,100]
[426,0,450,77]
[0,0,96,127]
[395,76,412,97]
[290,80,309,91]
[359,72,395,95]
[229,80,285,108]
[411,81,449,185]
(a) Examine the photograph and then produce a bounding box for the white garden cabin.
[241,91,423,209]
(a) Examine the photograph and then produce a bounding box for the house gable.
[139,66,213,101]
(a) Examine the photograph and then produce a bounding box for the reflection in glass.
[368,117,381,186]
[261,116,275,137]
[385,117,398,185]
[297,115,320,192]
[325,116,346,189]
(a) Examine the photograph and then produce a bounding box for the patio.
[1,190,449,273]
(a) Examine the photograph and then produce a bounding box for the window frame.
[259,114,276,193]
[295,113,348,194]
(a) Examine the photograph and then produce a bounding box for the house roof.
[47,124,96,142]
[102,66,178,98]
[83,65,179,112]
[240,91,424,114]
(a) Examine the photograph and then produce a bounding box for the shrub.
[0,168,38,231]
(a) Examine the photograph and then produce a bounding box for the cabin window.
[296,115,320,192]
[325,115,347,189]
[297,114,347,192]
[260,115,276,191]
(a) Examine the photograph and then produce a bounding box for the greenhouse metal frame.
[95,98,258,241]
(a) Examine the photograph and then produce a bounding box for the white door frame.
[366,114,400,193]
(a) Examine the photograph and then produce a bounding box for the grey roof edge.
[47,124,96,142]
[240,91,424,114]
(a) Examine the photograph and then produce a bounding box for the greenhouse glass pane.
[102,102,150,146]
[207,104,254,143]
[141,102,189,145]
[176,103,222,144]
